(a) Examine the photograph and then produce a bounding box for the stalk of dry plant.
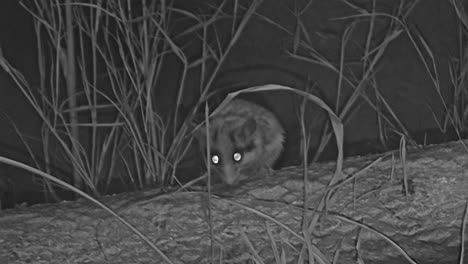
[440,0,468,137]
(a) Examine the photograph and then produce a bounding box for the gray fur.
[198,99,284,185]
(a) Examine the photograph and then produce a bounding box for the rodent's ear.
[241,117,257,137]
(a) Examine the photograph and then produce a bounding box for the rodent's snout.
[221,165,241,186]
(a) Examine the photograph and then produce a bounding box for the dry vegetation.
[0,0,467,263]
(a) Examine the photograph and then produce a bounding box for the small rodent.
[197,99,284,185]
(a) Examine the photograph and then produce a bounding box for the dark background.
[0,0,464,207]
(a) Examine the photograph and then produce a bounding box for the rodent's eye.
[211,154,220,165]
[233,152,242,162]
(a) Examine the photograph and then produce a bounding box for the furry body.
[199,99,284,185]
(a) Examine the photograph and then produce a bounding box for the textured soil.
[0,140,467,263]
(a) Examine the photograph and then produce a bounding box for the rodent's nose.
[224,177,238,185]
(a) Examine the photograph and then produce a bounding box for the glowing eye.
[211,155,220,164]
[233,152,242,162]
